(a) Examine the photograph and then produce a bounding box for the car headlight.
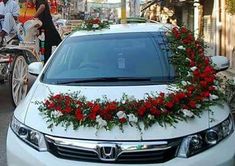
[10,116,47,151]
[178,114,234,158]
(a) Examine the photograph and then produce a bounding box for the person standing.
[33,0,62,63]
[0,0,19,44]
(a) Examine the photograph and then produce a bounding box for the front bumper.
[7,127,235,166]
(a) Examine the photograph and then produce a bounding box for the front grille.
[47,142,100,162]
[117,146,178,163]
[46,135,180,164]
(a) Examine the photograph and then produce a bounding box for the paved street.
[0,83,14,166]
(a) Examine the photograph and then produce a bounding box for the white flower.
[187,72,192,77]
[181,109,194,118]
[121,100,126,104]
[186,58,191,62]
[181,81,191,86]
[92,24,99,28]
[181,81,187,86]
[148,114,154,120]
[81,24,87,29]
[116,111,127,119]
[187,81,191,85]
[127,114,138,123]
[177,45,185,50]
[203,98,209,102]
[51,111,63,118]
[209,94,219,100]
[96,115,107,128]
[190,66,197,71]
[196,104,201,109]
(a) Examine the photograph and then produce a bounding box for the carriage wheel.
[9,55,28,107]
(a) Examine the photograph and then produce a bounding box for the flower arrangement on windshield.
[73,17,110,31]
[36,26,224,131]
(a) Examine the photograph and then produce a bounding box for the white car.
[7,23,235,166]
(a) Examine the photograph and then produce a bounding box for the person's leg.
[44,41,52,63]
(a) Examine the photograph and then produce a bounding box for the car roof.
[70,23,174,37]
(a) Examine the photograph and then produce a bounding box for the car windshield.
[42,32,175,85]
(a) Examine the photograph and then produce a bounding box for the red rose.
[187,85,195,92]
[209,86,216,91]
[100,109,113,121]
[165,101,174,109]
[88,113,96,120]
[137,106,146,117]
[75,109,84,121]
[182,39,190,45]
[188,101,196,108]
[172,27,180,38]
[54,94,62,100]
[107,102,117,110]
[92,18,100,24]
[204,66,214,73]
[92,104,100,113]
[204,57,210,65]
[119,117,127,123]
[203,91,210,98]
[187,34,194,41]
[195,95,204,102]
[55,106,62,112]
[193,69,200,77]
[144,101,152,109]
[205,77,215,84]
[64,106,72,113]
[182,105,190,109]
[177,92,186,100]
[76,101,83,107]
[190,61,195,67]
[172,27,179,33]
[159,93,165,97]
[186,48,192,54]
[200,81,208,88]
[180,27,188,33]
[48,102,55,109]
[150,107,161,116]
[45,100,50,107]
[87,102,94,108]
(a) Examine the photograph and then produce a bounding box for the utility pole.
[121,0,127,23]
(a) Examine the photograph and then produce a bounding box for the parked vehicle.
[7,23,235,166]
[0,19,42,106]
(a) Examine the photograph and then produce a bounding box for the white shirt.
[0,0,19,18]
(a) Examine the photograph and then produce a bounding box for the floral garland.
[73,17,110,31]
[36,26,224,131]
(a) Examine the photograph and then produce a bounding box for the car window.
[42,32,175,85]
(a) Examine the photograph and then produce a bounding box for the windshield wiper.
[55,77,152,85]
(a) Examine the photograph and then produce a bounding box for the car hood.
[22,82,230,141]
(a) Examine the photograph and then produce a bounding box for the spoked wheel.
[9,55,28,107]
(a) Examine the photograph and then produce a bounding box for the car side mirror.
[210,56,230,72]
[28,62,43,76]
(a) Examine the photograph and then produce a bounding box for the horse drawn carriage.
[0,0,58,106]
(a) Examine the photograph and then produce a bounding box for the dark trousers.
[44,41,52,63]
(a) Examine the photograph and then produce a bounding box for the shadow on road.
[0,83,14,166]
